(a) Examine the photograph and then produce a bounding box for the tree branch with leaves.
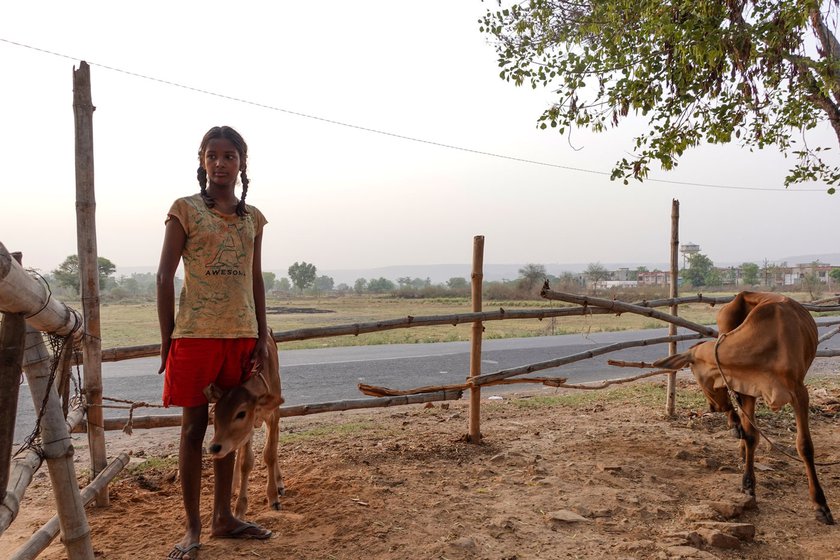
[480,0,840,192]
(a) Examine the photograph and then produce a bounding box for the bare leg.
[211,451,271,538]
[170,405,209,559]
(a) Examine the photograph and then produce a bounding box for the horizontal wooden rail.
[72,391,464,432]
[71,294,840,366]
[472,333,705,387]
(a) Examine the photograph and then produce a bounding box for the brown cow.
[653,291,833,524]
[204,335,284,517]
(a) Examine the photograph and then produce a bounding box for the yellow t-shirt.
[166,193,268,338]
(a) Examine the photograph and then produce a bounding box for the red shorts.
[163,338,257,408]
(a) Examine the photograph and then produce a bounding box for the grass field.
[69,292,826,351]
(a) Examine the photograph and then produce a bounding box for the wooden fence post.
[73,61,108,505]
[0,252,26,505]
[22,327,94,559]
[468,236,484,443]
[666,199,679,416]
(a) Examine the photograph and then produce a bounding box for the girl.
[157,125,273,560]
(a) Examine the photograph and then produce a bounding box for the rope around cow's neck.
[713,333,840,467]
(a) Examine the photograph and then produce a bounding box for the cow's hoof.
[271,501,282,511]
[817,507,835,525]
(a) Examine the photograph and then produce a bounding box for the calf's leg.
[233,437,255,519]
[792,386,834,525]
[264,409,284,510]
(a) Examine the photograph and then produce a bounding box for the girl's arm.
[251,231,271,365]
[156,218,187,374]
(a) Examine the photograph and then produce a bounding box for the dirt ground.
[3,363,840,560]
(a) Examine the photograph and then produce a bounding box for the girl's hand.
[159,338,171,374]
[249,332,273,372]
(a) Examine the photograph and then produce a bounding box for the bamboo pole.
[1,265,26,504]
[358,374,569,397]
[10,452,129,560]
[73,61,108,506]
[468,236,484,443]
[472,333,705,386]
[9,453,131,560]
[1,404,85,535]
[21,326,94,559]
[540,286,719,338]
[666,199,679,416]
[0,452,40,536]
[819,325,840,343]
[0,243,83,337]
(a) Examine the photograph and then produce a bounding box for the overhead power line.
[0,36,827,193]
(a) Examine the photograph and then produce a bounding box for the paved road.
[14,323,840,442]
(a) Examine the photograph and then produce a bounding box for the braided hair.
[196,125,250,216]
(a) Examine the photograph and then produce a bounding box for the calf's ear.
[203,383,224,403]
[256,393,284,411]
[653,351,693,371]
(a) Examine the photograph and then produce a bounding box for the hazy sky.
[2,1,838,278]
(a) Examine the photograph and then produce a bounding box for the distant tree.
[119,275,141,296]
[277,277,292,292]
[354,278,368,294]
[705,268,723,287]
[288,261,317,292]
[585,262,610,294]
[367,277,396,293]
[53,254,117,293]
[518,263,547,293]
[830,268,840,285]
[397,277,413,289]
[555,271,583,292]
[447,277,468,290]
[262,271,276,292]
[335,283,351,293]
[741,263,760,286]
[682,253,715,288]
[802,271,825,300]
[314,275,335,292]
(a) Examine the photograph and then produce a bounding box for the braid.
[196,166,215,208]
[236,168,249,216]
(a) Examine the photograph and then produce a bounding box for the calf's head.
[204,383,283,459]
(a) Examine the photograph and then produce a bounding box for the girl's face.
[202,138,242,189]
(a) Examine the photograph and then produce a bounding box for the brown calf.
[204,336,284,517]
[654,291,833,524]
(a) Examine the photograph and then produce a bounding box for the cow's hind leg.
[735,394,758,497]
[700,384,746,442]
[264,409,284,510]
[792,386,834,525]
[233,437,255,519]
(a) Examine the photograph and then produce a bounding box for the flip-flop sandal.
[214,521,271,540]
[166,542,200,560]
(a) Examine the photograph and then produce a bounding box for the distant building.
[638,270,671,286]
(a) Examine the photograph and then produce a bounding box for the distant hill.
[319,262,670,285]
[116,254,840,286]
